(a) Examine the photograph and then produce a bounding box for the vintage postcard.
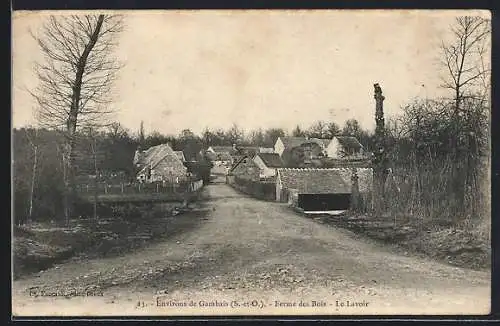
[11,9,491,317]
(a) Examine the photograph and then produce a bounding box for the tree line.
[13,117,370,224]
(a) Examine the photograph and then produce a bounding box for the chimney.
[133,147,143,166]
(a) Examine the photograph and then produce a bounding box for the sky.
[12,10,491,137]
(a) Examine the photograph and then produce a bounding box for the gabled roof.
[135,143,183,172]
[174,151,186,162]
[278,168,351,194]
[255,153,284,168]
[320,158,372,168]
[149,144,178,170]
[278,136,308,149]
[315,138,331,148]
[278,136,331,149]
[336,136,363,151]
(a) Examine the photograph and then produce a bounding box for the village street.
[12,176,490,316]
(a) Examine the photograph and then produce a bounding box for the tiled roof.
[279,137,308,149]
[278,168,351,194]
[314,138,331,148]
[336,136,363,151]
[256,153,284,168]
[279,136,331,150]
[135,143,181,171]
[278,167,373,194]
[320,158,372,168]
[174,151,186,162]
[149,144,177,169]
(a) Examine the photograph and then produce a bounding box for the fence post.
[156,183,159,193]
[87,184,89,192]
[104,183,108,194]
[351,168,360,212]
[121,183,124,193]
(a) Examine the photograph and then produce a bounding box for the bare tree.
[107,121,128,139]
[30,14,124,224]
[291,125,306,137]
[439,16,490,216]
[440,16,490,155]
[227,123,244,145]
[440,16,491,106]
[306,121,328,138]
[326,122,341,138]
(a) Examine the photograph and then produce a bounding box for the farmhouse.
[253,153,284,180]
[324,136,365,159]
[281,140,325,167]
[133,143,188,183]
[274,137,307,157]
[274,136,330,157]
[274,136,366,164]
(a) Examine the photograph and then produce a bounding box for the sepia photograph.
[11,9,491,316]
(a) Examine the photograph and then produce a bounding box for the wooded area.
[13,15,491,238]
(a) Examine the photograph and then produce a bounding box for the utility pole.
[373,83,388,216]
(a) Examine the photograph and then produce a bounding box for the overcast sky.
[12,10,490,136]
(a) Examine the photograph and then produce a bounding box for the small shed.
[276,168,352,212]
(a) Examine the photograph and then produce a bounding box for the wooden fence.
[76,179,204,196]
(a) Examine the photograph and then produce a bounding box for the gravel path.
[12,176,490,316]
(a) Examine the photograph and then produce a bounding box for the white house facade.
[325,136,364,159]
[253,155,280,179]
[274,138,286,156]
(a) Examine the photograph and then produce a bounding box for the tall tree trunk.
[373,83,388,217]
[63,15,105,225]
[63,140,75,226]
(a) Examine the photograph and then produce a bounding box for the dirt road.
[12,177,491,316]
